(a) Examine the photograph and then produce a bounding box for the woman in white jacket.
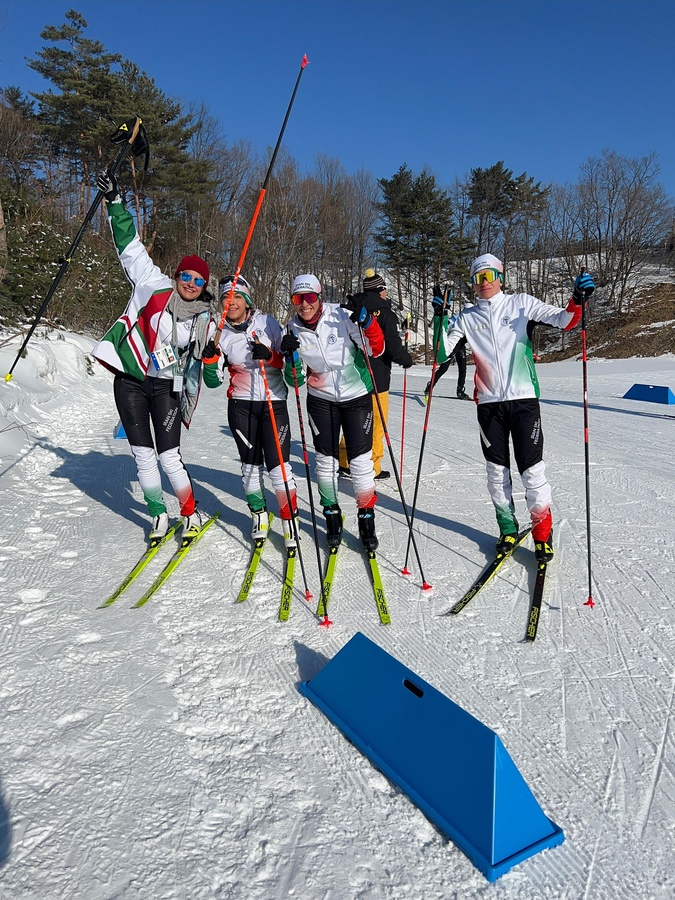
[280,274,384,551]
[201,276,298,547]
[442,253,595,561]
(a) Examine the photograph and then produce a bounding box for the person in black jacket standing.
[339,269,413,480]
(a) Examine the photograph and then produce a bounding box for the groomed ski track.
[0,334,673,898]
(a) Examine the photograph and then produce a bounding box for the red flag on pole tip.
[301,54,309,68]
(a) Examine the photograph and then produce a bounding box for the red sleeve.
[563,297,582,332]
[269,349,284,369]
[363,317,384,357]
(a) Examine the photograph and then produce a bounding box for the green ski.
[367,550,390,625]
[99,521,183,608]
[278,548,296,622]
[316,544,339,618]
[236,513,275,603]
[132,513,220,608]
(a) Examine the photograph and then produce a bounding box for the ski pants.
[476,398,552,540]
[338,391,389,476]
[227,399,297,520]
[114,374,195,517]
[430,341,466,394]
[307,393,376,510]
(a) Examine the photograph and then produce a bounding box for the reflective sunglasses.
[291,291,320,306]
[178,271,206,288]
[471,269,502,285]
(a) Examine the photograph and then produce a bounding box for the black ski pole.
[356,322,432,591]
[401,287,449,575]
[4,116,149,381]
[579,266,595,609]
[285,329,332,626]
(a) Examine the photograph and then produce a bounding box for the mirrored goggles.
[291,291,320,306]
[178,271,206,287]
[471,269,502,285]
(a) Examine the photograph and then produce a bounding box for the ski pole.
[215,56,309,342]
[579,266,595,609]
[356,323,431,591]
[401,288,449,575]
[400,312,411,474]
[4,117,149,381]
[285,330,332,626]
[252,335,314,604]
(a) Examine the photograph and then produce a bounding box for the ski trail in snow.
[637,670,675,839]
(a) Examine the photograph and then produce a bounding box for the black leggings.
[114,374,181,453]
[227,399,291,468]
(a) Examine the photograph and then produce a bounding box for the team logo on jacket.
[327,334,337,344]
[501,316,510,326]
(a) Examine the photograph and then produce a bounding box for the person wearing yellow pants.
[339,270,412,480]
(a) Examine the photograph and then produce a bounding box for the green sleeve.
[202,360,222,389]
[284,355,305,387]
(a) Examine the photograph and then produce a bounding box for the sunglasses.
[291,292,320,306]
[178,272,206,288]
[471,269,502,285]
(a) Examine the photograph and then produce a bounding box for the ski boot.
[150,511,169,541]
[495,531,519,555]
[184,508,209,538]
[534,530,554,562]
[423,382,431,405]
[357,507,379,552]
[250,508,269,540]
[324,504,343,549]
[283,516,300,549]
[457,389,471,401]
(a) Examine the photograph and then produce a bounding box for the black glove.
[280,333,300,357]
[96,170,119,202]
[202,340,221,362]
[350,306,373,329]
[402,352,413,369]
[432,290,450,316]
[573,272,595,304]
[251,341,272,361]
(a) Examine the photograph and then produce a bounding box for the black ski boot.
[534,530,554,562]
[357,507,378,551]
[495,532,519,555]
[324,504,343,549]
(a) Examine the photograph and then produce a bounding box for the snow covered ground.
[0,330,674,899]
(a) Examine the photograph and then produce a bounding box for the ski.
[366,550,391,625]
[524,561,548,642]
[236,513,275,603]
[445,528,532,616]
[132,513,220,608]
[316,544,339,618]
[99,520,183,608]
[278,547,297,622]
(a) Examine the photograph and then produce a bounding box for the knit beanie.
[363,268,386,293]
[174,255,210,283]
[219,274,253,307]
[470,253,503,277]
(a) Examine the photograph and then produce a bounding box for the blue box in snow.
[113,420,126,439]
[299,632,564,882]
[623,383,675,404]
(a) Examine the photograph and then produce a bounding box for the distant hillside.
[540,281,675,360]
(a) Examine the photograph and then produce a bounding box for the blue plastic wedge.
[299,632,564,882]
[623,383,675,404]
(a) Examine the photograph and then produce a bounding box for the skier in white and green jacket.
[92,171,214,541]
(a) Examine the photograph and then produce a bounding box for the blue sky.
[1,0,674,198]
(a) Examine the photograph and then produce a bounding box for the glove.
[350,306,372,329]
[573,272,595,304]
[251,341,272,361]
[202,340,221,362]
[432,290,451,316]
[96,170,119,202]
[280,333,300,357]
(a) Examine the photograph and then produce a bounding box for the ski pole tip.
[318,615,333,628]
[584,596,595,608]
[421,582,433,592]
[4,373,12,382]
[401,566,411,576]
[305,590,313,602]
[301,54,309,68]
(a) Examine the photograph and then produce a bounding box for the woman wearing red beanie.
[92,170,214,542]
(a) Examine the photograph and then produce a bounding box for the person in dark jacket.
[338,269,413,480]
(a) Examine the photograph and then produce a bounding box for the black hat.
[363,268,386,292]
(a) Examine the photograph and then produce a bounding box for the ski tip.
[318,616,333,629]
[421,581,433,592]
[584,596,595,609]
[401,567,411,576]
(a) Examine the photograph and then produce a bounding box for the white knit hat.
[219,274,253,305]
[291,273,322,295]
[470,253,504,277]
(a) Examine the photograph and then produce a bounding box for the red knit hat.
[174,255,209,283]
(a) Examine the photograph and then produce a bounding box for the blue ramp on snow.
[113,420,126,439]
[299,632,564,882]
[623,383,675,404]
